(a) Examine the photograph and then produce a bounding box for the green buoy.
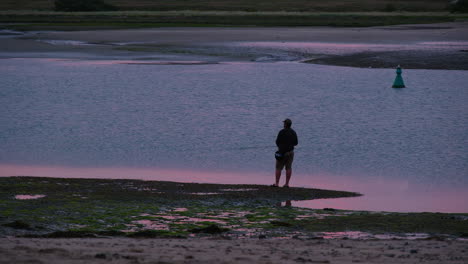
[392,65,406,88]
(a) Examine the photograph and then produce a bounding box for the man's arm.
[275,131,282,147]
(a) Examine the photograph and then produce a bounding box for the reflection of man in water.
[276,200,292,207]
[273,118,298,187]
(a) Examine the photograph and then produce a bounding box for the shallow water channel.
[0,57,467,213]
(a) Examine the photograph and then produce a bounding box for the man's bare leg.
[284,169,292,187]
[275,169,282,186]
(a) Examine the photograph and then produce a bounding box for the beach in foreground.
[1,237,467,264]
[1,177,467,263]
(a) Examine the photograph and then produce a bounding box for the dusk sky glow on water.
[1,57,467,213]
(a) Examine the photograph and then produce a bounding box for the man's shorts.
[275,151,294,170]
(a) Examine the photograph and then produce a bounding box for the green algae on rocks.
[1,176,467,239]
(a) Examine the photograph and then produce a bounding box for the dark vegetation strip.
[1,12,466,28]
[0,0,452,12]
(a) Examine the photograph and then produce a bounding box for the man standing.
[273,118,298,187]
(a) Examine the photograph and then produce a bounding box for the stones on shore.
[38,248,69,255]
[21,230,128,238]
[189,224,229,234]
[2,220,32,230]
[127,230,186,238]
[94,252,138,261]
[295,257,330,263]
[40,231,100,238]
[94,253,107,259]
[270,220,293,227]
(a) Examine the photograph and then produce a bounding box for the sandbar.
[1,22,468,69]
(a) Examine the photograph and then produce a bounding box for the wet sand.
[1,237,467,264]
[1,22,468,69]
[2,177,468,263]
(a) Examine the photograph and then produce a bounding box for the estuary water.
[1,58,467,213]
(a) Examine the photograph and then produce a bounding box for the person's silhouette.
[273,119,298,187]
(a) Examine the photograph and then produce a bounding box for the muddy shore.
[1,177,467,238]
[1,176,468,263]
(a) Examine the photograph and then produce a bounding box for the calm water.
[1,58,467,212]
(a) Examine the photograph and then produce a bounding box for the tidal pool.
[14,194,46,200]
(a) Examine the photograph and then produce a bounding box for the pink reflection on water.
[188,192,221,195]
[55,60,216,66]
[173,208,188,212]
[319,231,430,240]
[231,41,467,55]
[231,41,407,55]
[220,188,259,191]
[15,194,46,200]
[419,41,468,46]
[292,189,468,213]
[292,173,468,213]
[131,220,169,231]
[0,164,268,184]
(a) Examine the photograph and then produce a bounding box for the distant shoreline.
[304,49,468,70]
[1,22,468,70]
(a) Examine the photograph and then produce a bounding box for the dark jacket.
[276,128,298,154]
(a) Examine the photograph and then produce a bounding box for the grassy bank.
[1,177,467,239]
[1,11,467,29]
[0,0,450,12]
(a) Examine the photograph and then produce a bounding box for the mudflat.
[1,22,468,69]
